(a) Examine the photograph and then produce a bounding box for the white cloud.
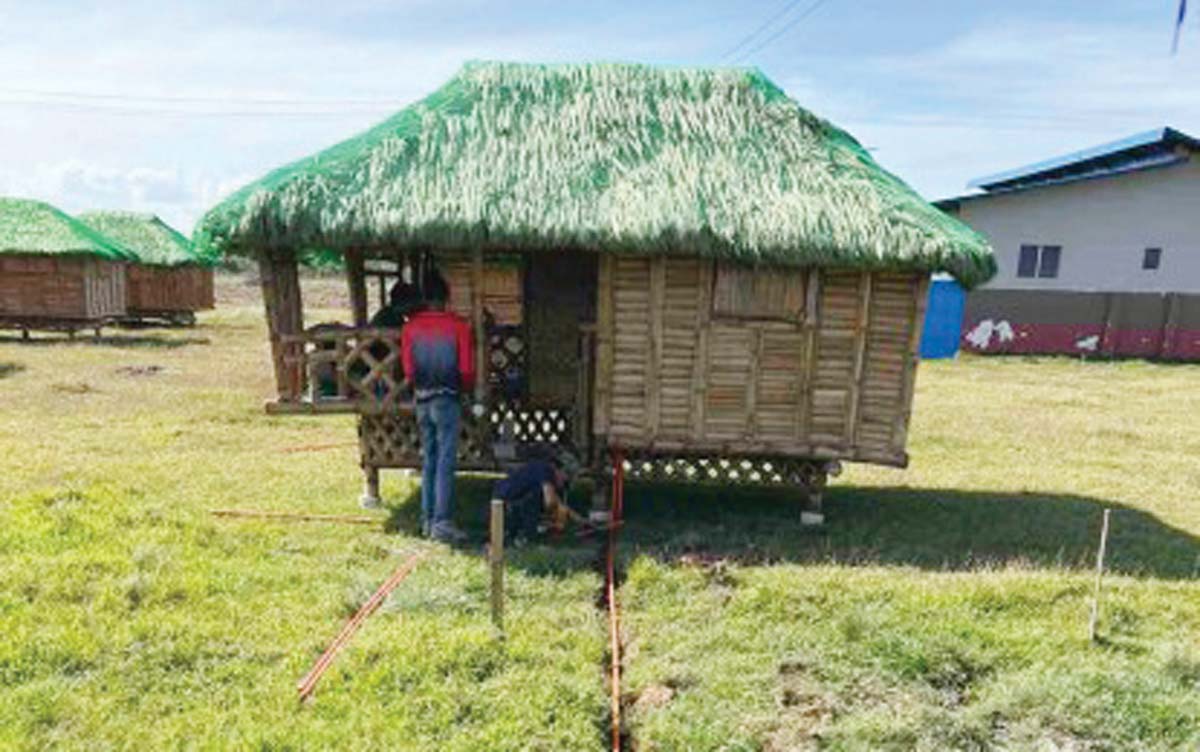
[776,19,1200,199]
[2,4,1198,226]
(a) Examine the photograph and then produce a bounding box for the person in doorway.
[370,281,423,329]
[491,452,582,545]
[400,271,474,542]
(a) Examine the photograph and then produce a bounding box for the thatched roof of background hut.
[79,211,211,267]
[0,197,138,261]
[197,61,995,287]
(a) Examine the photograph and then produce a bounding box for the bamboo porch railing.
[268,327,405,414]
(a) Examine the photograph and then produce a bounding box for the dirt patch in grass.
[115,365,164,377]
[50,382,96,394]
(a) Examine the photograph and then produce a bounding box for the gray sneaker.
[431,521,469,543]
[421,520,431,538]
[359,493,382,510]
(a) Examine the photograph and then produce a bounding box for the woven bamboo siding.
[809,272,861,449]
[596,257,926,467]
[658,259,703,436]
[443,261,522,325]
[0,254,125,320]
[126,265,214,314]
[609,256,651,437]
[855,274,919,455]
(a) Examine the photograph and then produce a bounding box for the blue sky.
[0,0,1195,233]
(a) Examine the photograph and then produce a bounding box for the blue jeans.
[416,395,460,527]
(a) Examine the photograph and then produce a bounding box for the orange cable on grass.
[279,441,359,453]
[210,509,381,526]
[297,550,427,701]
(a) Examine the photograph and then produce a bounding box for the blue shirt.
[495,461,559,501]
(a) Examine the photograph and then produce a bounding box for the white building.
[938,128,1200,360]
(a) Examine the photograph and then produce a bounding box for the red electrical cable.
[297,550,426,701]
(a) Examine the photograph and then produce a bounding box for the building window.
[1017,245,1039,278]
[1038,246,1061,278]
[1017,244,1061,279]
[1143,247,1162,270]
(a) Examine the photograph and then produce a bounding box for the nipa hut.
[79,211,215,326]
[196,62,995,520]
[0,197,136,338]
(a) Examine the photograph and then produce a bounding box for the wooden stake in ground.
[490,498,505,633]
[297,551,426,701]
[608,451,626,752]
[1089,509,1112,643]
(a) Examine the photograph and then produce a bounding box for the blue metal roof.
[967,127,1200,192]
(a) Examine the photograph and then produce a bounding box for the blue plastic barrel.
[920,276,965,359]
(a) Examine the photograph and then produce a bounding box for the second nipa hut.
[0,196,136,338]
[79,211,215,326]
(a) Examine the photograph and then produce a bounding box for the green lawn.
[1,275,1198,750]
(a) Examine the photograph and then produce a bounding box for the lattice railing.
[275,327,406,412]
[620,452,830,487]
[360,401,579,469]
[271,326,530,415]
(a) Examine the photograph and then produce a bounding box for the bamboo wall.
[0,254,126,320]
[126,265,214,314]
[443,261,523,325]
[594,256,928,467]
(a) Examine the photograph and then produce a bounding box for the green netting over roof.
[196,61,996,287]
[0,197,138,261]
[79,211,211,267]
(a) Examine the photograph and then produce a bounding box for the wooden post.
[346,249,368,326]
[745,327,763,437]
[576,326,595,459]
[798,269,821,442]
[689,260,714,441]
[489,498,505,633]
[593,255,615,438]
[1089,508,1112,643]
[259,251,288,398]
[361,465,381,509]
[646,257,666,437]
[471,247,487,405]
[845,272,873,446]
[800,462,827,527]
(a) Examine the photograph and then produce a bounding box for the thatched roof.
[79,211,209,267]
[196,61,996,287]
[0,197,137,261]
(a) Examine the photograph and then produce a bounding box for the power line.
[0,97,399,119]
[730,0,834,64]
[718,0,813,62]
[0,86,407,107]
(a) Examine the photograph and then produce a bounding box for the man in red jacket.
[400,271,475,542]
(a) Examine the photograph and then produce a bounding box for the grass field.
[1,272,1198,750]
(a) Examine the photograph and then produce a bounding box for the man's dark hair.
[424,270,449,304]
[388,282,423,316]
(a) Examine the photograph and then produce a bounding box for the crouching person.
[491,453,581,545]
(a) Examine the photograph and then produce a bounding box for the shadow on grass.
[619,482,1200,580]
[0,361,24,379]
[0,333,210,349]
[389,477,1200,580]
